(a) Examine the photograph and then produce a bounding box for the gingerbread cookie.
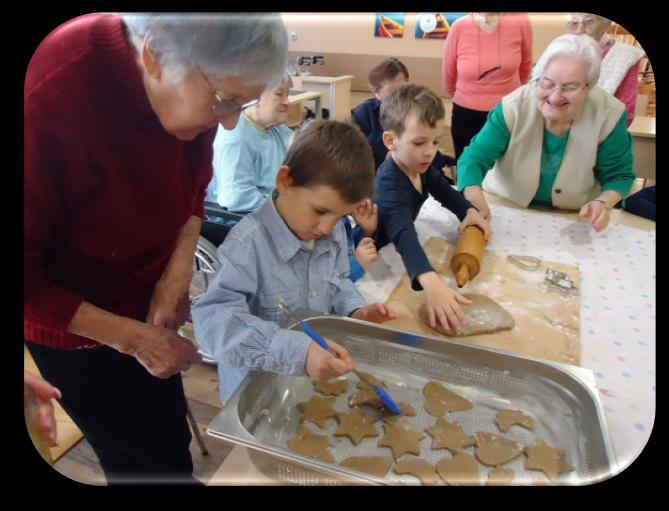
[356,371,386,390]
[422,381,473,417]
[380,402,416,424]
[287,424,334,463]
[297,395,338,428]
[377,423,425,460]
[314,378,349,396]
[425,418,475,453]
[474,432,523,466]
[333,408,379,445]
[340,456,393,478]
[524,439,575,481]
[393,457,438,486]
[349,389,415,422]
[494,409,535,433]
[436,452,480,485]
[486,467,515,486]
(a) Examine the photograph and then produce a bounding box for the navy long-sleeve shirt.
[373,157,474,291]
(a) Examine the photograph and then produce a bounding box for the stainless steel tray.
[207,316,615,485]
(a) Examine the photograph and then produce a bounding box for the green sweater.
[457,102,635,206]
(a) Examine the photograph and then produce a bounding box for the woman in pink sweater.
[443,12,533,159]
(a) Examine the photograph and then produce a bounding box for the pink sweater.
[602,39,639,127]
[443,13,533,112]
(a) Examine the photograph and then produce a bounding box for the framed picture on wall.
[415,12,465,39]
[374,13,405,38]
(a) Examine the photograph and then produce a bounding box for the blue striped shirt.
[191,193,367,403]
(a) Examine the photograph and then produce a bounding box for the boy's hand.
[305,339,355,380]
[352,199,378,237]
[354,237,378,269]
[578,200,611,232]
[460,207,492,241]
[420,272,472,332]
[463,186,492,221]
[351,303,397,324]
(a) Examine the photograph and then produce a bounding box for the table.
[628,116,656,182]
[298,74,354,121]
[208,191,655,484]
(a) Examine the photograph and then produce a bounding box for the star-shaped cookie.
[422,381,473,417]
[297,395,338,428]
[287,424,334,463]
[333,408,379,445]
[355,371,386,390]
[314,378,349,396]
[425,418,475,452]
[524,439,575,481]
[377,423,425,460]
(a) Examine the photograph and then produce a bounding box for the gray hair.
[532,34,602,85]
[121,13,288,86]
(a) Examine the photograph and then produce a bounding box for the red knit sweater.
[24,14,215,349]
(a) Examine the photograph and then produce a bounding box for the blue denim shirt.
[192,193,367,403]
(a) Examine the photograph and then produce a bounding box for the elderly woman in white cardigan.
[457,33,636,232]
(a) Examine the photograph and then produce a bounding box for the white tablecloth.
[355,197,655,475]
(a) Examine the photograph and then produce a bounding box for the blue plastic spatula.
[298,320,402,415]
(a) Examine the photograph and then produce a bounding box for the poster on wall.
[415,12,465,39]
[374,13,405,38]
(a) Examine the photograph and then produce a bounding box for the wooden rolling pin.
[450,226,487,287]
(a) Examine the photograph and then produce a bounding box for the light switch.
[290,32,298,41]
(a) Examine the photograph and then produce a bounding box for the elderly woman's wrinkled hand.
[24,371,61,447]
[146,284,191,331]
[125,324,202,378]
[460,207,493,241]
[463,186,492,221]
[579,200,611,232]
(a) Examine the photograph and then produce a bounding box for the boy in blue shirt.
[192,120,396,404]
[374,83,492,334]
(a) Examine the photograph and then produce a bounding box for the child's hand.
[305,339,355,380]
[354,237,378,269]
[423,277,472,332]
[578,200,611,232]
[460,207,492,241]
[351,303,397,324]
[352,199,378,237]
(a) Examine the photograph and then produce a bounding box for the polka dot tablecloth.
[356,198,655,476]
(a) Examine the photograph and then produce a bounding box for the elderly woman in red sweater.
[24,13,287,484]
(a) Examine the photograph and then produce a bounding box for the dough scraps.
[297,395,338,428]
[287,424,334,463]
[333,408,379,445]
[473,432,524,466]
[524,439,575,481]
[422,381,473,416]
[486,467,515,486]
[436,452,480,485]
[377,423,425,460]
[494,409,535,433]
[314,378,349,396]
[340,456,394,478]
[393,457,439,486]
[418,294,514,337]
[425,418,475,453]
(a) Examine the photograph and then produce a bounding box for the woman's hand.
[419,272,472,332]
[24,372,61,447]
[305,339,354,380]
[579,200,611,232]
[460,207,492,241]
[354,237,378,269]
[351,199,378,238]
[463,186,492,221]
[351,303,397,324]
[146,280,191,331]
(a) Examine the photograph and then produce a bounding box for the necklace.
[474,13,503,82]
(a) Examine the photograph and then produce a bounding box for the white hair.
[532,33,602,85]
[122,13,288,86]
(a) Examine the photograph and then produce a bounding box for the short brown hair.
[283,120,374,203]
[368,57,409,93]
[380,82,445,137]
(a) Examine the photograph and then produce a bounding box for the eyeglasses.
[195,66,258,117]
[535,77,588,96]
[566,15,598,31]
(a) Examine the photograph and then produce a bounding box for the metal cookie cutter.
[544,268,577,294]
[507,254,541,271]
